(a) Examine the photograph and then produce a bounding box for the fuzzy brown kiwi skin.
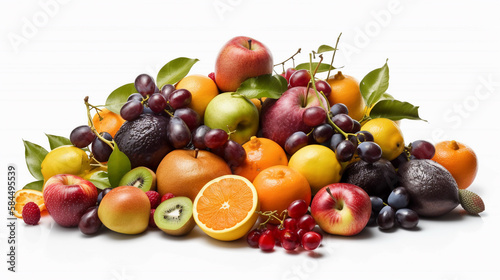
[160,215,195,236]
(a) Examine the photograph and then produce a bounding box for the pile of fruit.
[14,35,485,253]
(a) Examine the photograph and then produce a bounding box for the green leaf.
[156,57,199,89]
[107,145,131,188]
[369,99,425,121]
[360,60,390,107]
[23,140,48,181]
[23,180,44,192]
[105,83,137,114]
[235,74,288,99]
[46,134,72,150]
[317,45,336,54]
[88,170,111,190]
[295,62,335,73]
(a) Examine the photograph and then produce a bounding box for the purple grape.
[120,100,143,121]
[387,187,410,209]
[70,125,96,148]
[91,132,113,162]
[312,124,334,143]
[135,74,156,97]
[315,80,332,97]
[168,89,192,109]
[357,141,382,163]
[78,206,102,235]
[335,140,356,162]
[284,131,309,155]
[167,117,191,149]
[377,205,395,230]
[223,140,246,168]
[192,125,211,150]
[160,84,176,100]
[395,208,419,229]
[127,93,144,102]
[330,103,348,116]
[148,93,167,113]
[331,113,354,132]
[303,106,327,127]
[174,108,200,131]
[204,129,228,149]
[410,140,435,159]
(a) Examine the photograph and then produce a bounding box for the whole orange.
[253,165,311,222]
[431,140,478,190]
[233,136,288,182]
[327,71,366,121]
[156,149,232,201]
[92,108,125,138]
[176,74,219,118]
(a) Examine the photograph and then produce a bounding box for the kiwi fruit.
[119,167,156,191]
[154,196,195,236]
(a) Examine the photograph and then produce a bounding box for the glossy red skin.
[261,86,328,147]
[311,183,371,236]
[215,36,273,92]
[43,174,98,227]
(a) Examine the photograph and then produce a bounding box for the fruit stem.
[326,187,337,205]
[327,33,342,79]
[84,96,114,150]
[194,148,199,159]
[450,140,460,150]
[273,48,302,72]
[248,39,252,50]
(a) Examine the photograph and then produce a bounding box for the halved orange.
[193,175,259,241]
[13,189,45,218]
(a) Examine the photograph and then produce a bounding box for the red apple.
[311,183,371,236]
[215,36,273,92]
[43,174,98,227]
[261,86,328,147]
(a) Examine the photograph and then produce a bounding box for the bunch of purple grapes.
[70,125,113,162]
[122,73,246,169]
[370,187,419,230]
[284,102,383,164]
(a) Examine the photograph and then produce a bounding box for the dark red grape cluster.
[247,199,322,252]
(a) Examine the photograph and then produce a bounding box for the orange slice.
[13,189,45,218]
[193,175,259,241]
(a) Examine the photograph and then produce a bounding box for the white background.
[1,0,500,279]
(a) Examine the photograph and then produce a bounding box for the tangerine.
[431,140,478,190]
[327,71,366,121]
[252,165,311,223]
[176,74,219,118]
[92,108,125,138]
[233,136,288,182]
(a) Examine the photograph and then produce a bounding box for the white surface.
[1,0,500,279]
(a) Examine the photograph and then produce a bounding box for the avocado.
[397,159,459,217]
[114,114,171,171]
[341,159,397,200]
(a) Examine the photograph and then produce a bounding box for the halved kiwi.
[118,167,156,191]
[154,196,195,236]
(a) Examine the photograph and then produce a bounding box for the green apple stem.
[327,32,342,79]
[84,96,115,150]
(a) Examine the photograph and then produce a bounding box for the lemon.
[288,145,342,195]
[360,118,404,161]
[41,145,91,183]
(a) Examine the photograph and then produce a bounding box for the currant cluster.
[369,187,419,230]
[247,199,322,252]
[391,140,436,168]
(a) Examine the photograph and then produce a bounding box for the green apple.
[203,92,259,145]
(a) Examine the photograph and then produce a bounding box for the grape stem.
[273,48,301,74]
[256,209,288,230]
[84,96,114,150]
[326,32,342,79]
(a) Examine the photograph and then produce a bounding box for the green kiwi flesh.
[118,167,156,191]
[154,196,195,236]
